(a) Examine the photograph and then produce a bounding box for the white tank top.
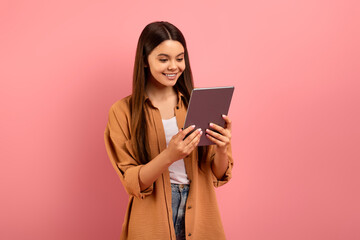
[162,117,189,185]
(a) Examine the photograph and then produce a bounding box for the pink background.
[1,0,359,239]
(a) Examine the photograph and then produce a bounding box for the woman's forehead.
[151,40,184,55]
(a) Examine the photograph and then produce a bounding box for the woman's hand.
[206,115,232,153]
[139,125,202,191]
[166,125,202,163]
[206,115,232,179]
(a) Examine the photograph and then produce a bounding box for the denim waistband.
[171,183,190,191]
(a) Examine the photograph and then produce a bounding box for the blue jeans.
[171,183,189,240]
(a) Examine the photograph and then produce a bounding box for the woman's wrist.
[211,148,229,180]
[161,148,177,165]
[216,145,228,155]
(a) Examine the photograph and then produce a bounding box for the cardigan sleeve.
[210,143,234,187]
[104,101,153,199]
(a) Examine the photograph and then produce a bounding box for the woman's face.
[147,40,186,88]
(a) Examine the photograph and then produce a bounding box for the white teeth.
[165,74,176,77]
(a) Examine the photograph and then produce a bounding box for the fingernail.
[222,114,226,118]
[199,130,203,135]
[209,123,214,127]
[197,128,202,132]
[191,125,195,128]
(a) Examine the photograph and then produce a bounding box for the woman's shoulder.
[106,95,132,133]
[109,95,132,114]
[105,96,133,139]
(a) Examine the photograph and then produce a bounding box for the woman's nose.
[167,60,177,70]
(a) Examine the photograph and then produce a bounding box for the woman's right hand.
[166,125,202,163]
[139,125,202,191]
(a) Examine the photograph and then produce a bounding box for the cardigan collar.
[144,90,186,109]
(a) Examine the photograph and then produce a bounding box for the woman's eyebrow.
[157,52,185,57]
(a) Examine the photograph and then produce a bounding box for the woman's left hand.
[205,115,232,153]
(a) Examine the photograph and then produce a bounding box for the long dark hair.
[130,21,207,164]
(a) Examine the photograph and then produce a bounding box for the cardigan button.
[188,205,192,209]
[188,233,192,236]
[176,106,179,109]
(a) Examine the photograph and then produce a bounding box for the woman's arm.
[205,115,232,180]
[139,126,202,191]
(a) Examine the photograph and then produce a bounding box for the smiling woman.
[147,40,186,94]
[147,40,185,84]
[104,21,234,240]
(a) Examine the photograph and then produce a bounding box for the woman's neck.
[146,83,177,103]
[145,82,178,119]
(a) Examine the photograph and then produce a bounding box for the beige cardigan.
[104,92,233,240]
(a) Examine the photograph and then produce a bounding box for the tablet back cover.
[184,86,234,146]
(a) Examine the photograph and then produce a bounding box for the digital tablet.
[183,86,234,146]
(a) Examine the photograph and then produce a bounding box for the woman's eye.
[159,59,168,62]
[177,58,184,62]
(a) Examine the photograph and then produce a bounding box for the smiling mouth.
[162,73,177,77]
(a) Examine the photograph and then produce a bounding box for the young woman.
[104,21,233,240]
